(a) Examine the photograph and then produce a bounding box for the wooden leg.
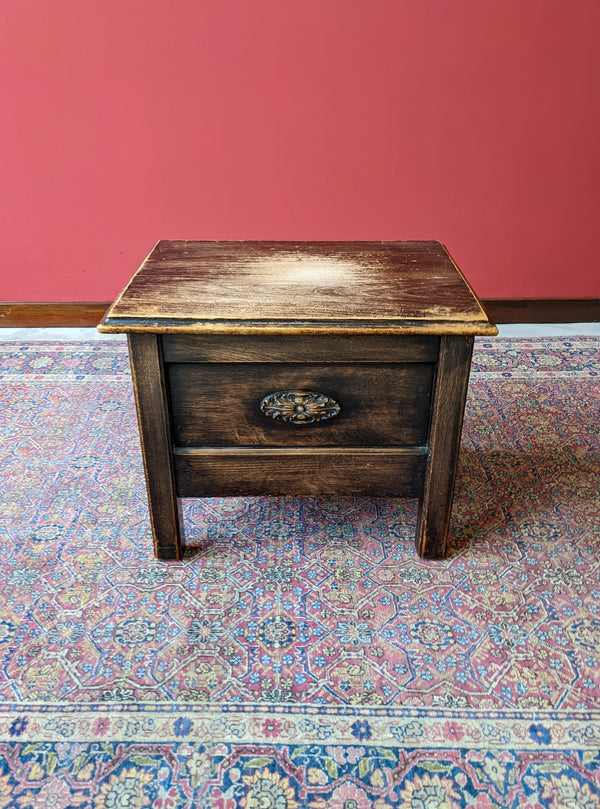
[416,336,474,559]
[127,334,184,560]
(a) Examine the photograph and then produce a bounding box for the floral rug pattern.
[0,337,598,807]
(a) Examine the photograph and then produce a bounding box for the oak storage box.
[98,241,497,560]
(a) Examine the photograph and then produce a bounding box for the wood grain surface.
[161,334,440,363]
[127,334,184,560]
[416,336,474,559]
[167,362,434,448]
[173,448,426,498]
[98,241,497,335]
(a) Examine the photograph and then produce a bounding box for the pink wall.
[1,0,599,301]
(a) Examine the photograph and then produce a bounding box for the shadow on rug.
[0,336,598,807]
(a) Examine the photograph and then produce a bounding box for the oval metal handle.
[260,390,341,424]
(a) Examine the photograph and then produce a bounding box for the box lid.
[98,240,497,335]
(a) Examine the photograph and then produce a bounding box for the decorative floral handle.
[259,391,341,424]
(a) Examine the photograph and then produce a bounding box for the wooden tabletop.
[98,241,497,335]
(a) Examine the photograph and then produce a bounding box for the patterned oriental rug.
[0,337,598,808]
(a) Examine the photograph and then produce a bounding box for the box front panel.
[166,362,435,448]
[174,449,426,498]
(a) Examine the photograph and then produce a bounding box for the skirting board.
[0,300,599,328]
[483,299,599,324]
[0,303,111,328]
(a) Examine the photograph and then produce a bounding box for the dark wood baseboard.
[0,299,598,328]
[482,298,599,324]
[0,303,111,328]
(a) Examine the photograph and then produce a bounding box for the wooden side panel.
[161,334,440,363]
[167,363,435,448]
[127,334,184,560]
[174,449,426,498]
[416,336,474,559]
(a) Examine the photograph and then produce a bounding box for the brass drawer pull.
[260,390,341,424]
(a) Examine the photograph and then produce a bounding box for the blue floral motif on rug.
[0,738,598,807]
[0,337,598,807]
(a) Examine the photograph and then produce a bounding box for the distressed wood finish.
[161,334,440,363]
[166,362,434,448]
[127,334,183,560]
[99,241,496,335]
[100,241,497,559]
[173,448,426,498]
[416,336,474,559]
